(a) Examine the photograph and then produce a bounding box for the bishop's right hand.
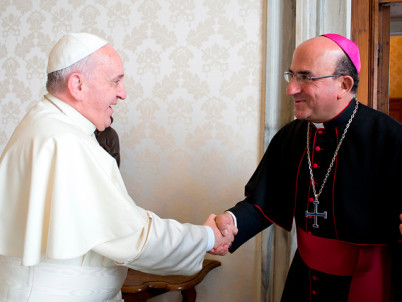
[205,213,238,256]
[203,214,237,256]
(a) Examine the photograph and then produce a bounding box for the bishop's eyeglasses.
[284,71,342,85]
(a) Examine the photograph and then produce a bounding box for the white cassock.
[0,94,214,302]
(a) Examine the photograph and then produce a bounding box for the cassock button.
[309,197,314,203]
[315,146,321,151]
[312,290,318,296]
[312,275,319,281]
[313,163,318,168]
[318,130,324,135]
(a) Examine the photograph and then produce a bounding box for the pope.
[0,33,235,302]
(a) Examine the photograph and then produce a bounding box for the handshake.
[203,213,239,256]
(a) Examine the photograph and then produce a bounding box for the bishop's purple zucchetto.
[322,33,361,74]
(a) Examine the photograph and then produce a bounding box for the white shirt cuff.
[226,211,237,227]
[204,226,215,251]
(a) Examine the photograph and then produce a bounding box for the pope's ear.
[67,73,85,101]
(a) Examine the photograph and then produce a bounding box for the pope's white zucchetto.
[47,33,108,74]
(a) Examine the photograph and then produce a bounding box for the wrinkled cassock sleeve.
[93,212,210,275]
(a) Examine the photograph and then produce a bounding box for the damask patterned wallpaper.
[0,1,263,301]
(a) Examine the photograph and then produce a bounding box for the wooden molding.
[351,0,394,114]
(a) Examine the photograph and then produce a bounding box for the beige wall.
[0,1,264,301]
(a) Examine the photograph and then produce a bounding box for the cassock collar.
[44,93,97,136]
[322,98,358,129]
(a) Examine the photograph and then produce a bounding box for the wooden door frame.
[351,0,401,112]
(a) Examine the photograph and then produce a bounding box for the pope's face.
[286,37,345,123]
[82,45,126,131]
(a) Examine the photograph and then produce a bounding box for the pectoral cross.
[305,200,327,228]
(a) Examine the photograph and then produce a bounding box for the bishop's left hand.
[400,214,402,235]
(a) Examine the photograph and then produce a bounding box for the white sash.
[0,255,127,302]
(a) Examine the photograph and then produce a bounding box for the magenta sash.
[297,227,391,301]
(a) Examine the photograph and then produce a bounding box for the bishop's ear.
[339,75,354,96]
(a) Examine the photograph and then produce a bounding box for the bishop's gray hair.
[334,53,359,95]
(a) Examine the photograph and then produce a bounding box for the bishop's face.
[286,37,345,123]
[82,45,126,131]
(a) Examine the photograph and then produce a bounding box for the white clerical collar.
[312,122,325,129]
[44,93,96,136]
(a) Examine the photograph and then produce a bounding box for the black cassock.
[229,99,402,301]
